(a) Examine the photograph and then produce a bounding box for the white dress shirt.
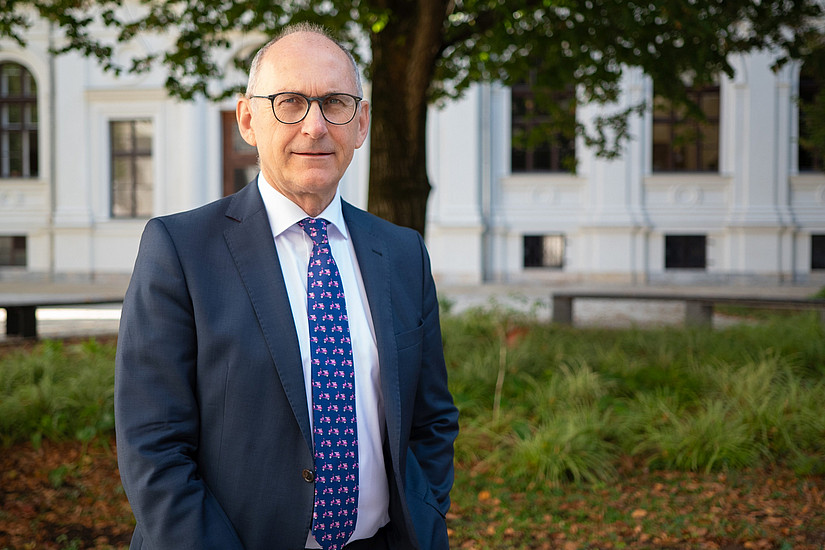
[256,176,390,547]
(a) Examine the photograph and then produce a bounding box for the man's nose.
[302,100,329,136]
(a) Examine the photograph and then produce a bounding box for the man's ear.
[355,100,370,149]
[236,96,257,147]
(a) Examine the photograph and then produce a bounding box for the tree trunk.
[367,1,448,236]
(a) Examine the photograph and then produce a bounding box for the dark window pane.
[7,103,22,125]
[8,131,22,176]
[1,64,22,96]
[524,235,565,268]
[28,130,37,175]
[524,236,543,267]
[652,85,719,172]
[799,64,823,172]
[511,76,576,173]
[511,148,526,172]
[665,235,706,269]
[812,235,825,270]
[0,235,27,266]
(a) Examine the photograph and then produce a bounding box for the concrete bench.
[1,294,124,339]
[551,290,825,327]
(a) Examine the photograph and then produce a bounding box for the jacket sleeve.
[407,233,460,517]
[115,218,245,550]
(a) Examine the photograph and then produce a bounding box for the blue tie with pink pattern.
[299,217,358,550]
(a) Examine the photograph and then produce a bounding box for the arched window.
[0,62,38,178]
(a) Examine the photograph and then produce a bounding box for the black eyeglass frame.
[249,92,363,125]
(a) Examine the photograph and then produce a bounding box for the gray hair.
[246,23,363,98]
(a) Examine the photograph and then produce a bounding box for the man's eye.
[277,94,303,106]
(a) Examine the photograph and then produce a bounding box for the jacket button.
[302,469,315,483]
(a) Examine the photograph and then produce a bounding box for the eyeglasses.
[249,92,362,125]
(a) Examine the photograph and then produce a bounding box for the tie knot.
[298,217,329,246]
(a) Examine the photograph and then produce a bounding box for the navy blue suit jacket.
[114,182,459,549]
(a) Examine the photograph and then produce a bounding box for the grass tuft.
[0,338,116,448]
[444,305,825,482]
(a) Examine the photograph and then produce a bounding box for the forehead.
[258,32,358,94]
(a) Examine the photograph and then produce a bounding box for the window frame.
[109,119,154,219]
[523,234,566,269]
[0,235,27,267]
[798,67,823,173]
[664,234,707,270]
[812,235,825,270]
[511,79,576,173]
[652,85,720,173]
[0,62,38,179]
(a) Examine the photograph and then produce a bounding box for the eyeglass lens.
[272,93,358,125]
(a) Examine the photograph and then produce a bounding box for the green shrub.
[0,339,116,447]
[445,305,825,484]
[3,302,824,488]
[502,406,618,485]
[634,399,763,472]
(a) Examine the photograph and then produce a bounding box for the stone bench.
[1,294,124,339]
[551,290,825,327]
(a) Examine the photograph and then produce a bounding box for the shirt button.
[302,469,315,483]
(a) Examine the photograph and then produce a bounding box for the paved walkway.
[1,277,822,341]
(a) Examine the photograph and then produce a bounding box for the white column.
[426,86,485,284]
[722,51,796,280]
[576,68,650,283]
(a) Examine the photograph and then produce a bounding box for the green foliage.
[3,0,822,148]
[0,338,117,447]
[504,406,618,485]
[2,308,824,491]
[634,398,763,472]
[445,307,825,487]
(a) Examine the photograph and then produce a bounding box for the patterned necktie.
[299,217,358,550]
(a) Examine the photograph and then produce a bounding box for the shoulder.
[149,183,261,236]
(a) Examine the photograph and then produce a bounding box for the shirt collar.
[257,174,349,241]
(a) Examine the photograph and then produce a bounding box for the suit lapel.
[343,203,402,465]
[223,183,313,450]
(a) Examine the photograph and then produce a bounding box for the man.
[115,23,459,550]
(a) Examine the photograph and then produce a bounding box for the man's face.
[237,32,370,215]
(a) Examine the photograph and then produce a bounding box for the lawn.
[1,305,824,549]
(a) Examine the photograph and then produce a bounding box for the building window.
[111,120,153,218]
[812,235,825,270]
[653,86,719,172]
[799,65,823,172]
[0,62,38,178]
[524,234,565,268]
[222,111,259,196]
[665,235,706,269]
[0,235,26,266]
[511,79,576,172]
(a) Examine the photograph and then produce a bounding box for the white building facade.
[2,23,824,287]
